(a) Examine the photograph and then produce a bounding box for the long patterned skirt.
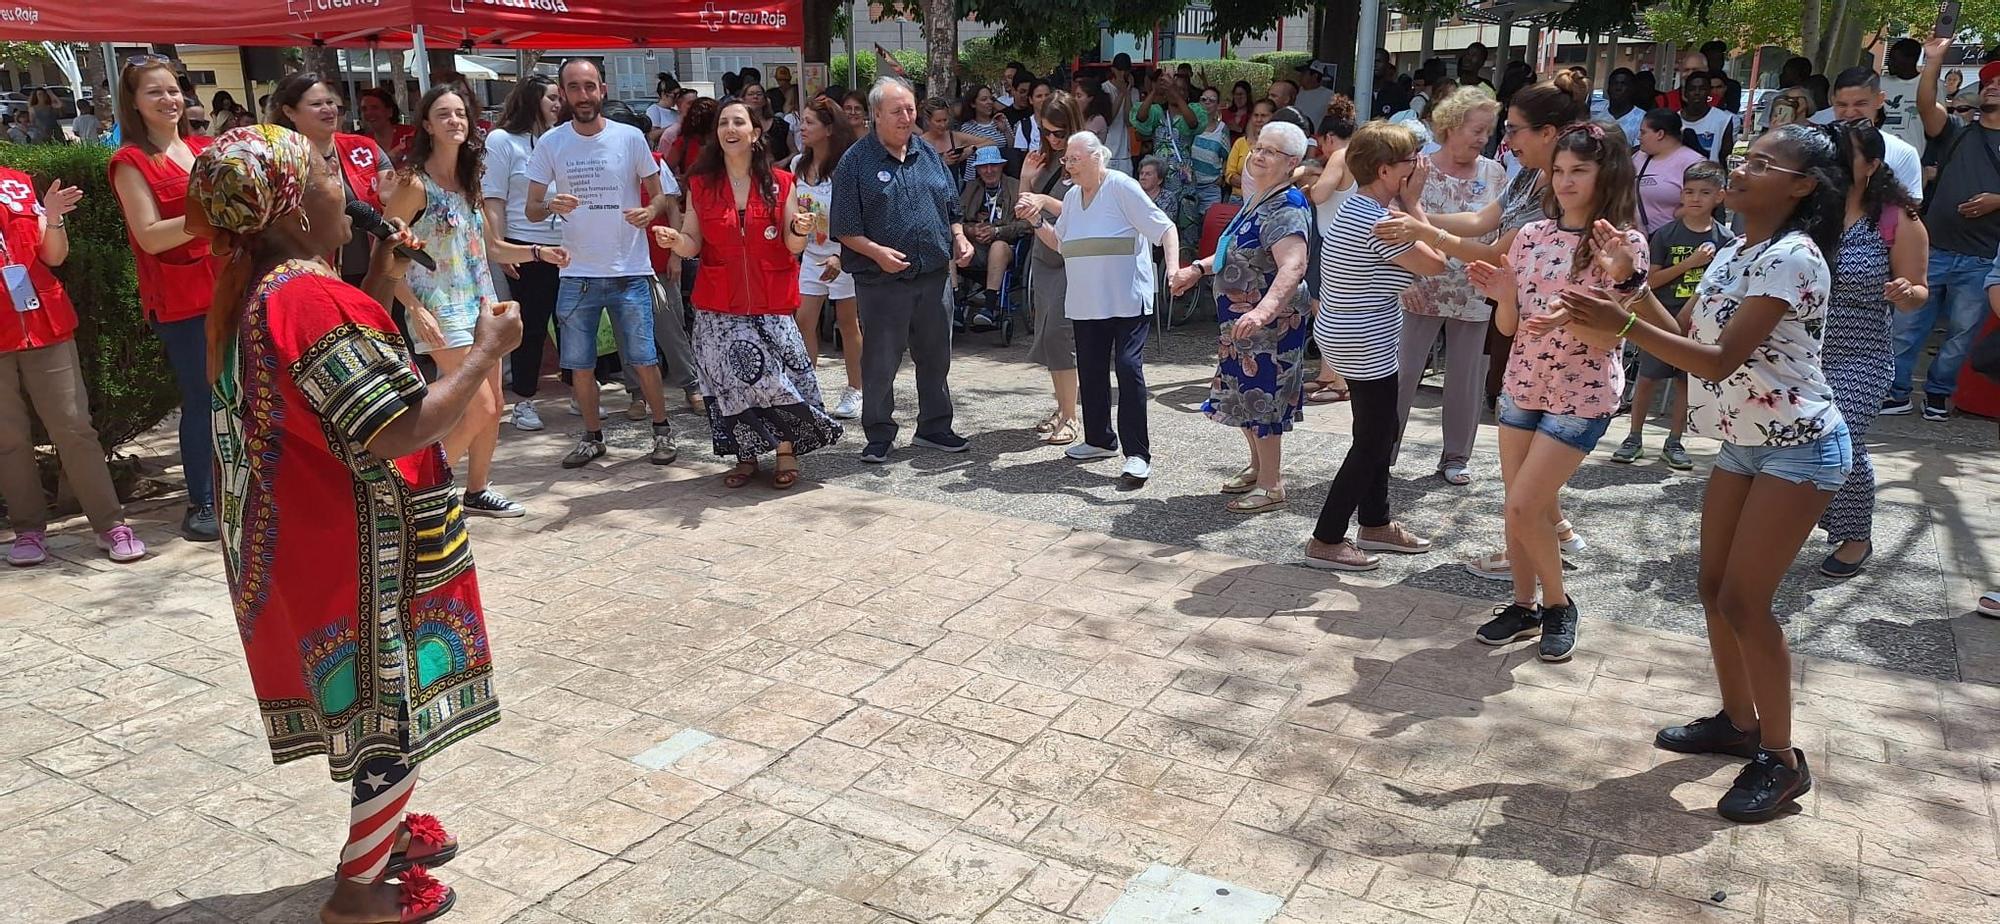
[692,309,843,459]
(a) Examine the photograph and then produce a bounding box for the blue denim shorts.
[555,276,657,371]
[1713,422,1854,492]
[1496,393,1613,454]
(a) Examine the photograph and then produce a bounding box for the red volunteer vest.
[0,167,79,352]
[110,135,220,323]
[687,170,799,316]
[333,133,387,210]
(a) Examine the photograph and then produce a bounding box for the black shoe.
[1922,393,1949,421]
[1717,748,1812,823]
[181,505,220,543]
[1538,596,1578,662]
[1655,712,1761,758]
[1476,602,1541,646]
[1819,544,1871,579]
[462,489,526,518]
[560,437,606,469]
[911,431,970,452]
[1879,395,1915,416]
[860,441,893,464]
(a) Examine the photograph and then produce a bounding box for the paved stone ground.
[3,323,1999,924]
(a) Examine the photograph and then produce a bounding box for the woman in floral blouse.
[1466,122,1646,666]
[1392,86,1507,487]
[1547,124,1851,826]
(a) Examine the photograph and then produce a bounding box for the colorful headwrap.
[186,124,316,242]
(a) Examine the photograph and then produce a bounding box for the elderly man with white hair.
[1019,130,1180,485]
[831,76,976,464]
[1170,120,1314,513]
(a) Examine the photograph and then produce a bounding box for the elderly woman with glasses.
[1169,121,1314,511]
[1024,128,1180,485]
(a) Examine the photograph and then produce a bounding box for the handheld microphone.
[344,199,438,272]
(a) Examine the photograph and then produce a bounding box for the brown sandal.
[1306,382,1351,404]
[723,459,758,488]
[771,452,800,490]
[1044,418,1078,445]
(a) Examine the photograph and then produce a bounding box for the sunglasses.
[1950,105,1979,114]
[189,119,210,129]
[124,53,173,68]
[1041,127,1070,140]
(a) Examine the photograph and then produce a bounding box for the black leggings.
[1312,371,1399,544]
[505,242,562,398]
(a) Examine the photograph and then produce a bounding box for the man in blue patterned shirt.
[832,76,975,464]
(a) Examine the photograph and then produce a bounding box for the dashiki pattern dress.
[213,259,497,781]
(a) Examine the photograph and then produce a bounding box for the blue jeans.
[555,276,657,372]
[151,316,212,508]
[1889,249,1995,401]
[1714,422,1854,492]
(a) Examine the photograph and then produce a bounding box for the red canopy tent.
[0,0,803,49]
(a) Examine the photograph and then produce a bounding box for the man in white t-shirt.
[1101,61,1140,174]
[1877,39,1930,152]
[527,58,682,470]
[1678,73,1736,164]
[1829,66,1925,203]
[1294,66,1335,125]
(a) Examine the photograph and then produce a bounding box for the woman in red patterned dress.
[188,124,523,924]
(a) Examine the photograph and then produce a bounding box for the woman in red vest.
[1,171,146,565]
[651,100,841,490]
[109,55,222,542]
[270,73,392,285]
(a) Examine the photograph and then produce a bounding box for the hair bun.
[1550,69,1588,103]
[1326,95,1356,121]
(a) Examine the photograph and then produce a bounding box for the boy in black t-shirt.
[1613,162,1734,469]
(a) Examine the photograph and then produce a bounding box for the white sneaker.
[1065,443,1118,461]
[567,398,582,416]
[1121,456,1151,483]
[512,401,545,432]
[831,387,862,420]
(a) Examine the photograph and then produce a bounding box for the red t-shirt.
[0,167,78,352]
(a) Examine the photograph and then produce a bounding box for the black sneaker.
[181,504,220,543]
[1538,597,1578,662]
[560,437,606,469]
[1476,602,1542,646]
[911,431,970,453]
[462,489,526,518]
[1879,395,1914,416]
[860,441,893,464]
[1922,393,1949,421]
[1655,712,1762,758]
[1717,748,1812,823]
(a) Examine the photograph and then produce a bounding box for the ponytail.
[1766,123,1849,263]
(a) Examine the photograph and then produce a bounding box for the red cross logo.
[699,2,723,31]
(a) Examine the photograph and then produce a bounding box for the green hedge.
[0,143,178,455]
[1160,58,1276,100]
[830,50,928,95]
[1247,52,1312,82]
[958,36,1066,90]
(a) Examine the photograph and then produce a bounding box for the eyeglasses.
[1501,123,1527,137]
[189,119,210,129]
[1738,156,1810,178]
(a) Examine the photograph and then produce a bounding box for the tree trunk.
[803,0,835,64]
[302,44,339,84]
[1801,0,1823,58]
[922,0,955,99]
[1317,0,1362,97]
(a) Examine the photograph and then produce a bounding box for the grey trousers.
[628,273,698,395]
[857,269,954,445]
[1393,312,1489,470]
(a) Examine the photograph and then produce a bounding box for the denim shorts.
[555,276,657,371]
[1496,393,1613,454]
[1713,422,1854,492]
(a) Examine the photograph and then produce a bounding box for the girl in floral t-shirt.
[1465,122,1646,667]
[1545,124,1853,827]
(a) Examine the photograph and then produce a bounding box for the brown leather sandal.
[771,452,800,490]
[723,459,758,488]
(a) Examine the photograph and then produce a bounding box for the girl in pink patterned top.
[1466,123,1647,664]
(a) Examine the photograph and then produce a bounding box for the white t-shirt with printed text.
[524,120,669,278]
